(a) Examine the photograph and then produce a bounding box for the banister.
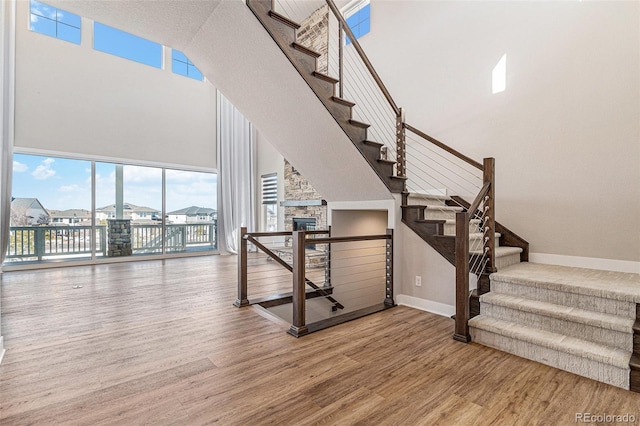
[404,123,484,171]
[468,182,490,219]
[325,0,400,116]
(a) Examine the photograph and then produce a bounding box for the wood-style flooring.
[1,255,639,425]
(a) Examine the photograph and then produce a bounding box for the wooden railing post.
[384,228,395,307]
[396,108,406,178]
[234,227,249,308]
[454,211,470,342]
[35,228,44,261]
[483,157,496,273]
[288,230,309,337]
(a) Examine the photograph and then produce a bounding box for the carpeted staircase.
[470,262,640,390]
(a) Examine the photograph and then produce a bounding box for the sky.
[12,154,217,213]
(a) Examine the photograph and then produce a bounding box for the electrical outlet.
[415,276,422,287]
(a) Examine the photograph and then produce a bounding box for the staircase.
[246,0,640,392]
[470,263,640,390]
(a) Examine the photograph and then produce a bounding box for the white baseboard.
[529,253,640,274]
[396,294,455,318]
[0,336,4,365]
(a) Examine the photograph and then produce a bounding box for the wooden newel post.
[454,211,470,342]
[483,157,496,274]
[396,108,406,178]
[384,228,395,307]
[288,230,309,337]
[234,227,249,308]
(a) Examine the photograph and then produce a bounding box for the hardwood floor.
[1,255,638,425]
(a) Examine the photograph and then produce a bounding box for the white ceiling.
[45,0,393,202]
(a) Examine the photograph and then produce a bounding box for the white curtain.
[216,91,256,254]
[0,0,15,269]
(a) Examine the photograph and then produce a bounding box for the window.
[172,50,204,81]
[344,0,370,45]
[93,22,162,68]
[29,0,81,44]
[261,173,278,232]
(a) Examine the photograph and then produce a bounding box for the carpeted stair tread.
[491,263,640,304]
[469,315,631,369]
[471,246,522,257]
[480,293,634,333]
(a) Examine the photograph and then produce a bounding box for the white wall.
[14,2,217,170]
[361,0,640,263]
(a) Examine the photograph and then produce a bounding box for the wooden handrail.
[243,230,329,238]
[468,182,490,219]
[306,234,390,245]
[325,0,400,115]
[404,123,484,171]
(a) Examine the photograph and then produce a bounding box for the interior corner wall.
[255,131,285,232]
[361,0,640,263]
[14,1,216,170]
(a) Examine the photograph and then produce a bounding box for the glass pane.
[30,15,56,38]
[94,22,162,68]
[165,170,217,253]
[188,65,204,81]
[172,59,188,77]
[359,18,370,37]
[172,49,189,64]
[95,163,163,256]
[30,0,55,19]
[56,9,81,28]
[6,154,92,264]
[57,23,81,45]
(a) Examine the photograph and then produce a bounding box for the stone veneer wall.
[107,219,132,257]
[297,5,329,75]
[284,159,327,233]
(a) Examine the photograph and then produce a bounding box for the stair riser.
[491,280,637,318]
[444,222,480,235]
[469,327,630,389]
[481,303,633,352]
[495,253,521,270]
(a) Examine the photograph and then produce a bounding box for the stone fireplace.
[281,159,327,244]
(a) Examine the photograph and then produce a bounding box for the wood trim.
[404,123,483,171]
[483,158,496,273]
[267,10,301,29]
[632,304,640,393]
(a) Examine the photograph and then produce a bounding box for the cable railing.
[4,222,217,263]
[236,227,394,336]
[249,0,498,341]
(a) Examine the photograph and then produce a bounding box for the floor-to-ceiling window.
[5,153,217,267]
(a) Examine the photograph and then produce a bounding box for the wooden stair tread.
[331,96,356,107]
[348,119,370,129]
[378,159,396,165]
[633,319,640,333]
[362,140,383,148]
[391,176,408,181]
[291,42,321,58]
[268,10,301,29]
[415,219,447,224]
[312,71,339,84]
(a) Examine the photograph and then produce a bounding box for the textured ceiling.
[44,0,393,202]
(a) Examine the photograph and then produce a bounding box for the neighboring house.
[167,206,216,224]
[10,198,49,226]
[95,203,160,222]
[49,209,92,226]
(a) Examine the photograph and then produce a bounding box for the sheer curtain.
[216,91,256,254]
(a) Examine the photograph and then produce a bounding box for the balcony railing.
[5,222,217,263]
